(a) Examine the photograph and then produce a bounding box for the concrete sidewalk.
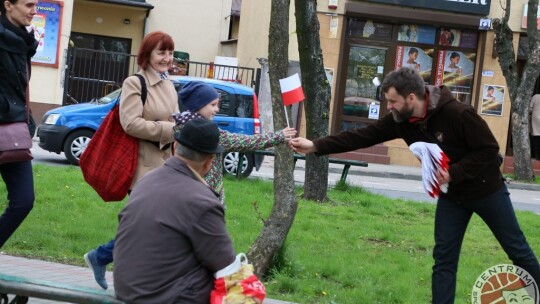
[0,253,293,304]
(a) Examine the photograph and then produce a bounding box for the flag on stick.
[279,73,305,106]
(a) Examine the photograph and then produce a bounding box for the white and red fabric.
[279,73,305,106]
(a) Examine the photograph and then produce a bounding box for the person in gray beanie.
[173,81,296,205]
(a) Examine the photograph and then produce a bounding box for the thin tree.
[294,0,331,201]
[247,0,298,277]
[492,0,540,181]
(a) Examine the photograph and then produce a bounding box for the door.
[339,45,388,131]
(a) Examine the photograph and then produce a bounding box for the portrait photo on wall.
[435,50,476,104]
[395,46,434,84]
[481,84,505,116]
[439,28,460,47]
[397,24,436,44]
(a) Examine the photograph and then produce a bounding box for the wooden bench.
[248,150,368,184]
[0,273,123,304]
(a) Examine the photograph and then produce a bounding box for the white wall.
[146,0,232,63]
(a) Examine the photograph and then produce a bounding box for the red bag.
[79,104,138,201]
[79,74,147,202]
[210,253,266,304]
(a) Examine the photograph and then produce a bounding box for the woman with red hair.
[83,31,179,290]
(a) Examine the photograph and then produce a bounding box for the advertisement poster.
[29,0,63,67]
[439,28,478,48]
[395,45,434,84]
[435,50,476,104]
[481,84,505,116]
[397,24,436,44]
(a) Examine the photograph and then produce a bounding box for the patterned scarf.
[159,71,169,80]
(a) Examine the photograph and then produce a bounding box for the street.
[31,139,540,214]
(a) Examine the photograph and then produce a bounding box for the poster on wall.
[435,50,476,104]
[481,84,505,116]
[397,24,436,44]
[395,45,434,84]
[29,0,63,67]
[438,28,478,48]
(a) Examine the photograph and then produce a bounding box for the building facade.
[238,0,536,167]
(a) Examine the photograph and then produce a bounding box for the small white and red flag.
[279,73,305,106]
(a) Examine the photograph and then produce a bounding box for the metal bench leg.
[0,294,28,304]
[236,153,245,179]
[10,296,28,304]
[340,165,351,183]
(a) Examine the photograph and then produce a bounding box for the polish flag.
[279,73,305,106]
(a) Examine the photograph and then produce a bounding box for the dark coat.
[114,156,236,304]
[0,16,38,125]
[314,85,504,203]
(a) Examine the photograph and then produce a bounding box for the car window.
[96,89,121,104]
[218,89,230,115]
[235,94,254,118]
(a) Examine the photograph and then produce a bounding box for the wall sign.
[29,0,63,67]
[364,0,491,16]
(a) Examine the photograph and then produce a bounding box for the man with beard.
[288,67,540,304]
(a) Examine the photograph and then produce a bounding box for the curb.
[324,167,540,192]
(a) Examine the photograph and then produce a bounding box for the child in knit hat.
[173,81,296,205]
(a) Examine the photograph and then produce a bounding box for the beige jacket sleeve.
[119,70,179,148]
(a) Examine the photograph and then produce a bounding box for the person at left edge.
[0,0,39,248]
[83,31,179,290]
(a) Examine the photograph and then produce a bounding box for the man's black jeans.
[0,160,34,248]
[432,184,540,304]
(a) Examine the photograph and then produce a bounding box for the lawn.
[1,164,539,303]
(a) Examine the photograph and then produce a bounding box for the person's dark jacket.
[0,14,38,130]
[114,156,236,304]
[314,85,503,204]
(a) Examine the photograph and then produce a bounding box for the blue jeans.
[0,161,34,248]
[95,239,115,266]
[432,184,540,304]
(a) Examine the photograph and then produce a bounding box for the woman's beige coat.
[531,94,540,136]
[119,67,179,187]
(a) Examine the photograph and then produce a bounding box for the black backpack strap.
[133,74,147,105]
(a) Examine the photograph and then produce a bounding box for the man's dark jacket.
[0,15,38,126]
[314,85,504,203]
[114,157,236,304]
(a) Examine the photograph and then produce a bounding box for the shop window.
[343,46,386,121]
[397,24,436,44]
[347,19,392,40]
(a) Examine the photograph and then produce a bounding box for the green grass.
[1,164,539,303]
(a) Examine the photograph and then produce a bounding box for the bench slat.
[250,150,367,183]
[0,274,123,304]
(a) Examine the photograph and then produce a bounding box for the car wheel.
[223,152,254,177]
[63,130,94,166]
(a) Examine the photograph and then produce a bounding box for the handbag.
[210,253,266,304]
[0,122,33,165]
[79,74,147,202]
[0,63,34,165]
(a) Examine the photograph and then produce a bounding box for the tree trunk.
[248,0,298,278]
[295,0,331,201]
[493,0,540,181]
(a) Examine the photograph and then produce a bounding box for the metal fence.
[62,48,257,105]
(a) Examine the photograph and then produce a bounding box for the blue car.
[37,76,263,177]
